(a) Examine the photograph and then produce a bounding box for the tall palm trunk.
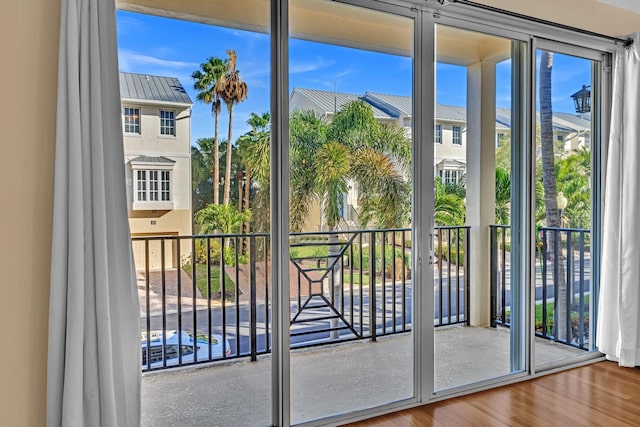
[539,50,567,341]
[244,167,251,253]
[237,169,244,235]
[213,108,220,205]
[224,106,234,205]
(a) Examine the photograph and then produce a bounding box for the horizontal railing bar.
[291,315,341,323]
[290,326,351,337]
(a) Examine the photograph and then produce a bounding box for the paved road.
[141,277,471,358]
[141,255,592,362]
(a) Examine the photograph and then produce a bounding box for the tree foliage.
[192,57,227,204]
[194,203,251,235]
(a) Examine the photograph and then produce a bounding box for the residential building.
[120,72,193,270]
[290,87,590,229]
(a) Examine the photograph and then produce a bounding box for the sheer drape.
[597,33,640,367]
[47,0,141,425]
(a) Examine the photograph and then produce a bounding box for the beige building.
[120,72,193,270]
[290,87,591,230]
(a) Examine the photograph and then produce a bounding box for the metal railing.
[135,226,470,372]
[490,225,591,350]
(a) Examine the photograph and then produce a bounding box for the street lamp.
[570,85,591,114]
[557,191,568,227]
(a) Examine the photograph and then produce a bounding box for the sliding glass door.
[288,1,416,422]
[533,41,604,369]
[123,0,614,424]
[432,23,528,391]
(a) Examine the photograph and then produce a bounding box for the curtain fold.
[47,0,141,425]
[597,32,640,368]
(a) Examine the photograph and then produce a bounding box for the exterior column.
[466,60,496,327]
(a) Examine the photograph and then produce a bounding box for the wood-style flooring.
[347,361,640,426]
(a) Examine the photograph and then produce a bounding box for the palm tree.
[191,138,215,215]
[557,148,591,229]
[216,49,249,206]
[287,102,411,338]
[434,177,465,226]
[192,57,227,205]
[539,49,567,341]
[238,112,271,234]
[195,203,252,235]
[495,166,511,225]
[289,100,411,232]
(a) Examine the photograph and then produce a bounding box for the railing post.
[465,227,470,326]
[490,226,498,328]
[541,230,548,339]
[566,231,572,344]
[250,236,257,362]
[553,230,559,341]
[369,231,377,342]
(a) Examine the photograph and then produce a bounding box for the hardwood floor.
[347,361,640,426]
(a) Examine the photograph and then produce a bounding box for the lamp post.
[570,85,591,114]
[557,191,568,228]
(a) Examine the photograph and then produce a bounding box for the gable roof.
[120,72,192,105]
[291,88,391,119]
[364,92,412,116]
[291,87,592,134]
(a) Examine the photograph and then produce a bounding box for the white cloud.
[118,49,198,71]
[290,57,336,74]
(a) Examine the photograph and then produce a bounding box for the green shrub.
[350,244,410,275]
[194,238,222,264]
[436,242,465,266]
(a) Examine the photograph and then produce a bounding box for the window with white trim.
[136,170,147,201]
[160,110,175,136]
[124,107,141,134]
[453,125,462,145]
[136,170,171,202]
[439,169,463,185]
[435,124,442,143]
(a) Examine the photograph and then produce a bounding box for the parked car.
[141,330,231,369]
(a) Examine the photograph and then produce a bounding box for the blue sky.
[117,10,592,147]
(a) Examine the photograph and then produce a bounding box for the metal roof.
[364,92,412,116]
[129,156,176,164]
[291,87,592,133]
[120,72,192,105]
[291,88,391,119]
[436,104,467,123]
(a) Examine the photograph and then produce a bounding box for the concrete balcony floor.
[142,326,585,427]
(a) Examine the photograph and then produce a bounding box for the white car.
[141,330,231,369]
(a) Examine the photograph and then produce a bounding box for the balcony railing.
[134,226,470,372]
[490,225,591,350]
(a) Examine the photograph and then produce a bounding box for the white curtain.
[597,33,640,367]
[47,0,141,425]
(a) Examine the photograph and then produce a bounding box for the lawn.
[184,263,236,300]
[505,295,590,336]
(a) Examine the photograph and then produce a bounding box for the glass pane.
[434,24,524,390]
[118,5,273,426]
[534,49,595,366]
[289,1,414,422]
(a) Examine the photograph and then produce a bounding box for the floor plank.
[346,361,640,427]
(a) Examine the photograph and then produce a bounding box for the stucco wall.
[4,1,640,426]
[1,0,60,425]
